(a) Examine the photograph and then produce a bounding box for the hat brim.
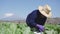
[38,6,52,18]
[40,11,51,18]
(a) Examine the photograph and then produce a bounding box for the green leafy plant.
[0,22,60,34]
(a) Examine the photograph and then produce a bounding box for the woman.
[26,5,52,34]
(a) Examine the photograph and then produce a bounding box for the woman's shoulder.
[27,10,39,18]
[30,9,39,14]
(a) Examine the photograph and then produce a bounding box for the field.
[0,22,60,34]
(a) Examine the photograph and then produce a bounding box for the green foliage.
[0,22,31,34]
[0,22,60,34]
[45,24,60,34]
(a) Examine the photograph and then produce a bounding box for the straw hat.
[38,5,52,18]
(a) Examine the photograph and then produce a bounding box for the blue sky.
[0,0,60,19]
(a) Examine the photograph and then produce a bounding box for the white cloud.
[4,13,14,17]
[0,13,14,19]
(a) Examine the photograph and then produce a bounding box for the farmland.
[0,22,60,34]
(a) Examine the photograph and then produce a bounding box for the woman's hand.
[36,24,45,32]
